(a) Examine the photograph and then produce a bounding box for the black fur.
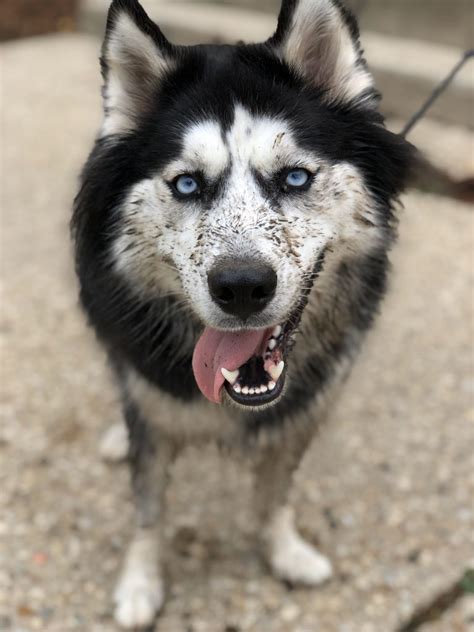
[245,249,390,432]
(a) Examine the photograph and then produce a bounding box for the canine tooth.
[260,385,268,393]
[221,368,239,385]
[233,383,241,393]
[268,381,276,391]
[248,388,255,395]
[268,339,277,350]
[272,325,282,338]
[269,361,285,381]
[242,386,249,395]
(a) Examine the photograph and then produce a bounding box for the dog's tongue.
[192,328,266,403]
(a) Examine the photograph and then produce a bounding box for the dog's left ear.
[269,0,376,107]
[100,0,175,136]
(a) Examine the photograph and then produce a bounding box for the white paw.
[270,534,333,586]
[114,571,164,629]
[265,507,333,587]
[99,422,129,463]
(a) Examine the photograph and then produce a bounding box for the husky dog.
[72,0,412,627]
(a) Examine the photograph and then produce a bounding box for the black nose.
[208,259,277,320]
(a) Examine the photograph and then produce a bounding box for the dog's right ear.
[100,0,175,136]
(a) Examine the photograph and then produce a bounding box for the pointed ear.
[269,0,376,107]
[100,0,175,136]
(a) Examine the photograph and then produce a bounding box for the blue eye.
[285,168,311,189]
[174,174,199,196]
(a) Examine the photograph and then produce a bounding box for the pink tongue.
[192,328,267,403]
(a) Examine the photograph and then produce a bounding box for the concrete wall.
[202,0,473,49]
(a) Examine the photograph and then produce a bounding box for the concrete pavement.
[1,34,473,632]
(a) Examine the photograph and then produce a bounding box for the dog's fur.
[72,0,412,627]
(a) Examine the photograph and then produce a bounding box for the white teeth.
[272,325,282,338]
[268,361,285,382]
[236,381,275,396]
[230,363,284,398]
[221,367,239,385]
[268,339,277,350]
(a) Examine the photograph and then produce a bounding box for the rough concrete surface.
[1,34,473,632]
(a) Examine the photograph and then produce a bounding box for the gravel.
[1,34,473,632]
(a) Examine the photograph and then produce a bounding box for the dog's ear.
[100,0,175,136]
[269,0,376,107]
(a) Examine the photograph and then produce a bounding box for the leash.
[400,48,474,137]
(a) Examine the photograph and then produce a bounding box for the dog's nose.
[208,260,277,320]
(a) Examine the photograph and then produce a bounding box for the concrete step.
[79,0,474,129]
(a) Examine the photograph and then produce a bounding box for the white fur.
[164,120,230,180]
[264,506,333,585]
[111,178,186,298]
[99,421,129,462]
[114,528,164,628]
[279,0,374,105]
[102,12,173,136]
[225,106,315,176]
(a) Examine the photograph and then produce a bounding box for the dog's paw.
[114,571,164,629]
[264,507,332,587]
[269,532,333,586]
[99,422,129,463]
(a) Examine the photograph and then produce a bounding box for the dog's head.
[75,0,412,409]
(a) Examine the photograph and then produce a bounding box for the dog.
[72,0,412,627]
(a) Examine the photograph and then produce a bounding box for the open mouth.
[192,322,293,408]
[222,324,288,406]
[191,249,327,408]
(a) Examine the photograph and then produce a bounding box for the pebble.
[280,603,301,622]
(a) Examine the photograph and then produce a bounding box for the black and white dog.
[72,0,412,627]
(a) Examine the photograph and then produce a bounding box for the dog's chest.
[125,367,240,442]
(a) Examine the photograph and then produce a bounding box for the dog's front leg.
[253,433,333,587]
[114,402,177,629]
